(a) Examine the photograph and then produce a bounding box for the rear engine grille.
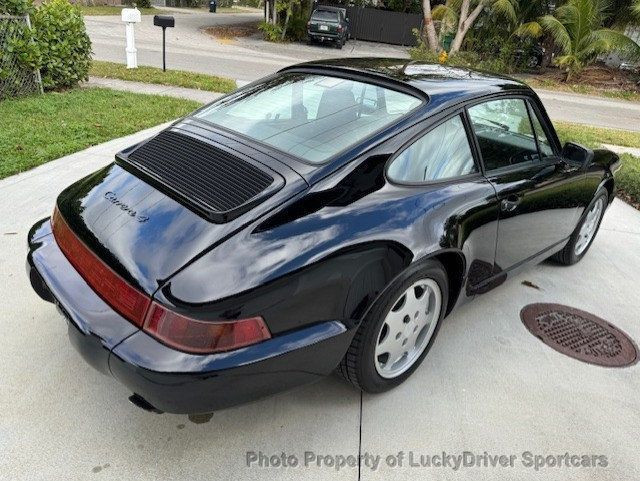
[124,131,274,222]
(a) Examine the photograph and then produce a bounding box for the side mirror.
[562,142,594,167]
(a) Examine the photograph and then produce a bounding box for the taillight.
[337,26,343,32]
[52,207,150,327]
[144,302,271,354]
[51,206,271,353]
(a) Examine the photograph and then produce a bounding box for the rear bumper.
[308,31,340,40]
[27,218,356,414]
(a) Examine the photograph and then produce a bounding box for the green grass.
[524,77,640,103]
[555,122,640,149]
[79,5,168,15]
[616,154,640,208]
[554,121,640,208]
[90,61,236,94]
[0,88,200,179]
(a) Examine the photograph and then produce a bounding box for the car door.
[467,96,584,272]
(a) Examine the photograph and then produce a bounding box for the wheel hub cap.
[374,278,442,379]
[575,198,604,256]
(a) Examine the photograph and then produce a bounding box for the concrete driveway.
[1,126,639,480]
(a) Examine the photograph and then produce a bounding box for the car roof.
[281,58,532,112]
[313,6,342,12]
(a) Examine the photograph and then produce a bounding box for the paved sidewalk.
[536,89,640,132]
[86,76,223,103]
[601,143,640,157]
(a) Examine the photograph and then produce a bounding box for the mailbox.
[121,7,141,23]
[122,8,141,68]
[153,15,175,28]
[153,15,175,71]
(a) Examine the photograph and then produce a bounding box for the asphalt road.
[87,12,408,83]
[1,126,640,480]
[86,11,640,131]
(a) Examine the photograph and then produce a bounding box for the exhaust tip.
[128,394,163,414]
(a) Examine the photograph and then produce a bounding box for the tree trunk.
[281,7,291,40]
[421,0,439,51]
[449,2,484,54]
[541,35,554,68]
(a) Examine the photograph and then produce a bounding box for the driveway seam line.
[358,391,363,481]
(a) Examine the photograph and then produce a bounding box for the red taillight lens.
[52,207,150,327]
[337,26,343,32]
[144,302,271,354]
[52,206,271,354]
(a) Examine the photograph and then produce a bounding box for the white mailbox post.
[121,7,141,69]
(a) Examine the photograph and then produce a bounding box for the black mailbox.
[153,15,175,71]
[153,15,175,28]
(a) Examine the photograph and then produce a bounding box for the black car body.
[307,7,349,48]
[27,59,619,414]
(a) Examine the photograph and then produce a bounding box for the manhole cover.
[520,303,638,367]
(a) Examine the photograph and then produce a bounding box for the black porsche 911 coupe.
[27,59,619,414]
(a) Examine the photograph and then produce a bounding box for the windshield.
[195,73,422,164]
[311,10,339,22]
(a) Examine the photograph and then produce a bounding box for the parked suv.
[307,7,349,49]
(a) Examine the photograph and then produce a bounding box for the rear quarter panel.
[160,140,500,334]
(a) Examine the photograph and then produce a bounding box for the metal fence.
[313,2,423,46]
[0,14,43,100]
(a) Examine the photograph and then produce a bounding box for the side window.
[468,98,539,171]
[528,103,554,158]
[387,115,477,183]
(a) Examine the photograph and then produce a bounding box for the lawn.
[554,122,640,149]
[79,5,168,15]
[90,61,236,94]
[616,154,640,208]
[555,122,640,209]
[0,88,199,179]
[525,77,640,103]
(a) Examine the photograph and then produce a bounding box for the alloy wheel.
[374,278,442,379]
[574,197,604,256]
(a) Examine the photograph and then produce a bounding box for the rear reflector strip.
[51,206,272,353]
[51,207,150,327]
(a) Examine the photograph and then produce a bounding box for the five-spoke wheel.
[374,279,441,378]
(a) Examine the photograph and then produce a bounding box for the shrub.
[0,0,33,14]
[258,21,282,42]
[125,0,152,8]
[285,14,307,41]
[0,0,41,98]
[409,31,520,75]
[31,0,92,89]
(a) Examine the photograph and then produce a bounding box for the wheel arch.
[355,247,467,322]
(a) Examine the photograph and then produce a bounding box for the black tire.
[336,260,448,392]
[552,189,608,265]
[336,39,343,49]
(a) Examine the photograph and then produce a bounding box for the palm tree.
[432,0,519,53]
[517,0,640,80]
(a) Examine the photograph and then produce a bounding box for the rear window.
[195,73,422,164]
[311,10,339,21]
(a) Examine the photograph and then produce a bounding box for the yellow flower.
[438,50,448,64]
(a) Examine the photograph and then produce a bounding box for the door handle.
[500,194,522,212]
